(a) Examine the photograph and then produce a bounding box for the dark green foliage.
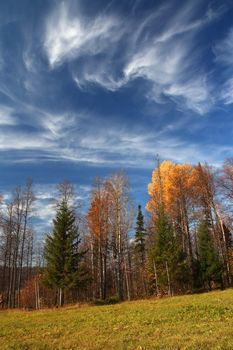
[93,296,120,306]
[192,258,203,289]
[44,200,86,302]
[134,205,146,263]
[149,208,188,292]
[197,221,223,289]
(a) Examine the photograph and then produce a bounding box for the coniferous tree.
[134,205,147,296]
[197,221,223,290]
[149,208,188,295]
[44,200,84,306]
[135,205,146,264]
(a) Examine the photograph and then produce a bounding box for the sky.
[1,0,233,235]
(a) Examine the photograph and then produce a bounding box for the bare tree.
[0,180,35,308]
[105,172,133,300]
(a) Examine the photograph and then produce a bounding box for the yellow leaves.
[87,186,109,240]
[147,161,197,217]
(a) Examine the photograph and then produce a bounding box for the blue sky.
[1,0,233,234]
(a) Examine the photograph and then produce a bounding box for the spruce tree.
[44,200,84,306]
[149,208,188,295]
[197,221,223,290]
[135,205,146,264]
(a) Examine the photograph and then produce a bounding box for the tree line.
[0,158,233,308]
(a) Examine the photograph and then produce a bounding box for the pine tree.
[134,205,147,296]
[149,208,188,295]
[135,205,146,264]
[44,200,84,306]
[197,221,223,290]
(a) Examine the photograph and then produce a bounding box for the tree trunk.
[59,288,64,307]
[153,260,159,296]
[165,261,172,296]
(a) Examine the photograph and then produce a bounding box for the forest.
[0,158,233,309]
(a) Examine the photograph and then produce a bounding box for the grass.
[1,289,233,349]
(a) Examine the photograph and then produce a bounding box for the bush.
[107,296,120,304]
[93,296,120,306]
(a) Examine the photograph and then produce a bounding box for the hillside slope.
[1,289,233,349]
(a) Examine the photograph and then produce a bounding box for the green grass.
[1,289,233,349]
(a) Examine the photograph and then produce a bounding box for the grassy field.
[1,289,233,350]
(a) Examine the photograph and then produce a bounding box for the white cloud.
[214,27,233,105]
[0,107,76,152]
[42,1,217,114]
[0,131,50,150]
[164,77,214,115]
[41,113,77,139]
[121,2,216,115]
[23,50,36,73]
[73,69,127,92]
[220,78,233,105]
[32,185,57,229]
[0,106,17,125]
[214,28,233,66]
[44,2,123,68]
[0,99,226,169]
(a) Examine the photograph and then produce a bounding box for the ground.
[0,289,233,349]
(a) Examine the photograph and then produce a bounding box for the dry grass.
[1,289,233,349]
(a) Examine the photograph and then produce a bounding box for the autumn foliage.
[1,160,233,308]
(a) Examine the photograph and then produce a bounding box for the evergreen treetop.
[44,199,85,305]
[135,205,146,262]
[197,220,223,289]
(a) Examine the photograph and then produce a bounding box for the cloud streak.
[214,27,233,105]
[44,2,124,68]
[43,1,222,114]
[0,105,226,169]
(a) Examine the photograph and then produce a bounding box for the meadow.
[1,289,233,350]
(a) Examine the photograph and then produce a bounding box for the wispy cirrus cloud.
[220,78,233,105]
[0,105,17,125]
[44,2,124,68]
[214,27,233,105]
[164,77,213,115]
[42,1,222,114]
[32,183,91,236]
[0,102,224,168]
[0,109,79,154]
[214,27,233,66]
[118,1,221,115]
[44,2,226,114]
